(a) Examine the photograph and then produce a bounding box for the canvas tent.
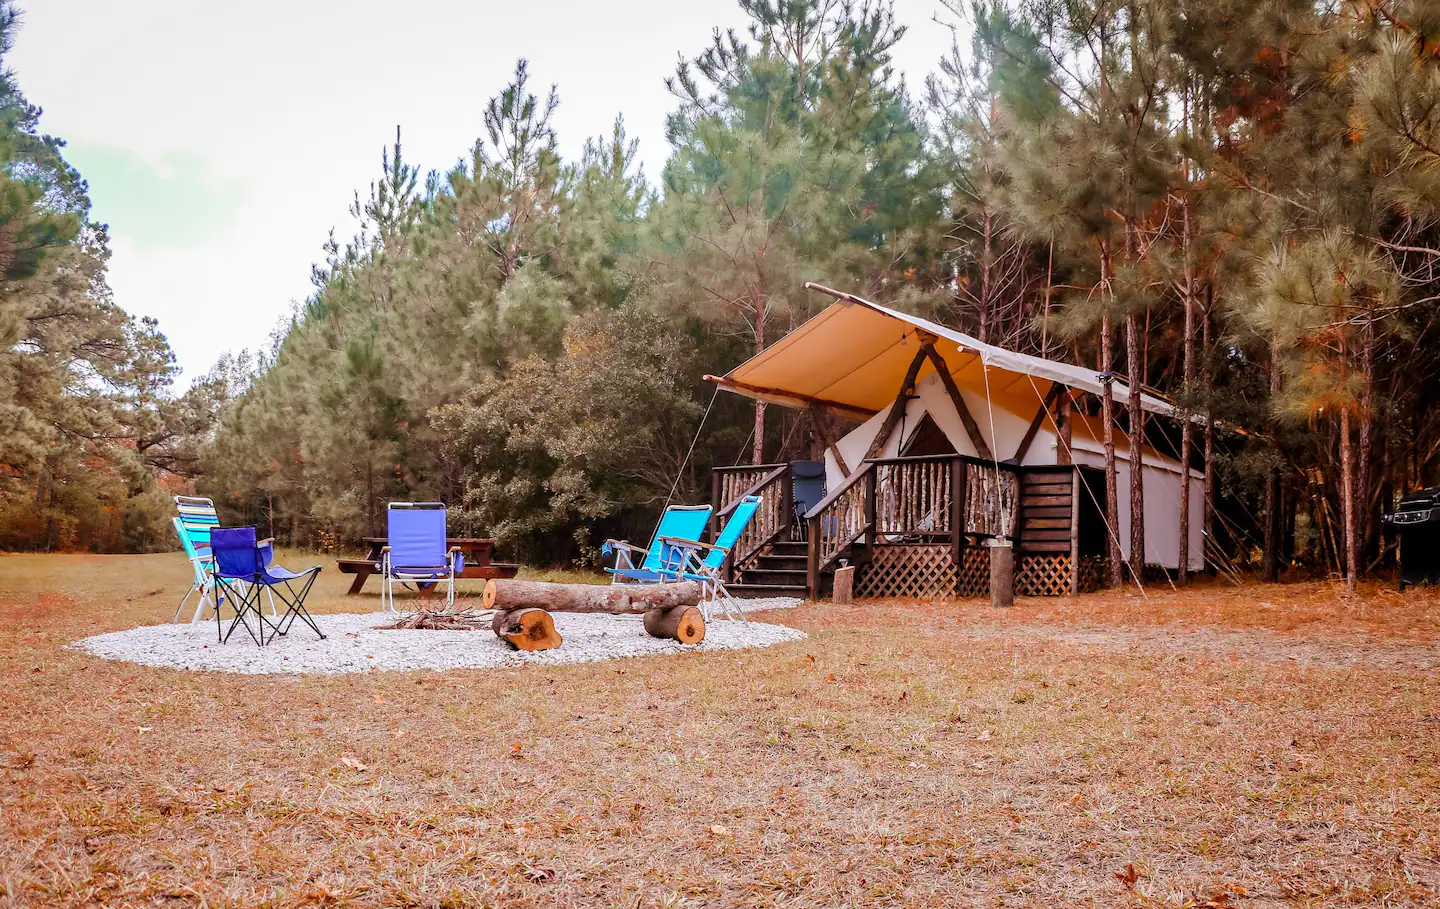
[707,284,1204,572]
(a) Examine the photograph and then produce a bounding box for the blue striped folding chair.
[171,496,274,628]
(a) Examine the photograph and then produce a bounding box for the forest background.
[5,0,1440,588]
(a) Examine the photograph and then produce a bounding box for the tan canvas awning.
[705,285,1178,422]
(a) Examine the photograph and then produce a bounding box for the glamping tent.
[706,284,1204,599]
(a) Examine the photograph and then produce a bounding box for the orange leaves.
[1115,862,1139,890]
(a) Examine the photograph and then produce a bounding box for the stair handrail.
[713,463,792,580]
[806,461,877,595]
[717,463,788,520]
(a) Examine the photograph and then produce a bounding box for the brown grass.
[0,552,1438,906]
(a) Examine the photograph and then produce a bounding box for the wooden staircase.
[1017,468,1075,556]
[730,540,811,599]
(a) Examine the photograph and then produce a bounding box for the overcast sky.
[12,0,961,385]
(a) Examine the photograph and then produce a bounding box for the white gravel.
[71,600,807,675]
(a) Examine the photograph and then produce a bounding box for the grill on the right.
[1383,487,1440,589]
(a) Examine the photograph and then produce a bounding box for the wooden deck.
[713,456,1104,599]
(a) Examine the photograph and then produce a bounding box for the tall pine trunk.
[1203,285,1216,573]
[1340,335,1357,593]
[1126,312,1145,581]
[1263,337,1282,583]
[1178,199,1197,585]
[752,286,767,465]
[1100,251,1122,587]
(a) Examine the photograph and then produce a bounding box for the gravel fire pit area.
[73,598,807,675]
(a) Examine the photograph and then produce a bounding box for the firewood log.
[491,608,562,651]
[643,604,706,644]
[483,579,702,614]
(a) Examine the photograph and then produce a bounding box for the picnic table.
[338,537,520,595]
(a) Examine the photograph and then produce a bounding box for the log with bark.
[483,579,702,614]
[642,605,706,644]
[491,608,563,651]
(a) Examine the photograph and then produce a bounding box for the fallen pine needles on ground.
[1,552,1439,906]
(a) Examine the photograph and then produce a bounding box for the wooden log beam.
[704,375,876,423]
[808,404,850,476]
[920,345,994,461]
[1013,384,1066,464]
[492,608,562,651]
[643,605,706,644]
[483,579,702,614]
[864,344,931,461]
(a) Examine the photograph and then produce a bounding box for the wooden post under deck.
[1070,465,1082,596]
[950,457,966,566]
[806,514,820,598]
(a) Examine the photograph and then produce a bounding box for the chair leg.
[216,579,264,646]
[173,584,199,623]
[188,586,214,629]
[271,573,325,641]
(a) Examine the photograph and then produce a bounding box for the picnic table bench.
[338,537,519,595]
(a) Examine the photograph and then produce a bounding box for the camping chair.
[171,496,275,627]
[658,495,763,622]
[381,502,463,613]
[602,505,713,585]
[790,461,826,536]
[209,526,324,646]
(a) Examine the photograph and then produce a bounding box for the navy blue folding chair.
[210,526,324,646]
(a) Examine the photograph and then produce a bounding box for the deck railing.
[806,462,877,593]
[716,455,1025,597]
[712,462,792,576]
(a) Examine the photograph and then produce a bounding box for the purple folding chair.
[381,503,463,612]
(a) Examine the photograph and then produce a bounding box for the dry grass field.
[1,551,1438,907]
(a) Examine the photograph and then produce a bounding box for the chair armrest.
[659,536,729,555]
[603,540,648,556]
[257,538,275,547]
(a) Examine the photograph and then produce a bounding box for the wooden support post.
[1069,466,1082,596]
[950,457,966,566]
[1056,392,1074,466]
[807,515,821,599]
[832,565,855,604]
[921,345,993,460]
[864,344,931,461]
[1013,384,1065,464]
[989,540,1014,608]
[710,470,722,542]
[809,405,850,476]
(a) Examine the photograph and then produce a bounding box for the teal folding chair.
[603,505,713,585]
[659,496,763,622]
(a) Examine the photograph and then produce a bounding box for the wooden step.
[727,582,808,599]
[738,568,809,587]
[766,541,809,556]
[750,554,808,571]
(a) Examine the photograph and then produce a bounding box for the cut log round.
[643,605,706,644]
[483,579,702,614]
[491,608,563,651]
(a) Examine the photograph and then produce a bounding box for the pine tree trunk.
[1341,405,1357,594]
[1358,318,1375,564]
[1125,312,1145,582]
[753,286,767,465]
[1263,338,1282,583]
[1101,309,1122,587]
[1202,284,1216,574]
[1177,161,1197,585]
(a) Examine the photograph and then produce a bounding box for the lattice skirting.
[855,544,959,599]
[857,545,1098,598]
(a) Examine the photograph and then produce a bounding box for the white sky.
[11,0,962,385]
